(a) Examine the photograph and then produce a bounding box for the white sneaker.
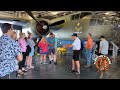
[22,68,28,72]
[27,66,30,69]
[30,66,34,69]
[43,62,48,64]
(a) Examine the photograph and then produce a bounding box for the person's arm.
[99,42,102,53]
[47,38,53,46]
[14,41,23,61]
[16,54,23,61]
[48,42,54,46]
[63,40,77,48]
[63,44,73,48]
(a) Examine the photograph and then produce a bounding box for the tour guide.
[63,33,81,75]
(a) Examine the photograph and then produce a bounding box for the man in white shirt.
[99,36,109,55]
[63,33,81,74]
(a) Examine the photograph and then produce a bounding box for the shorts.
[29,50,34,56]
[72,50,80,61]
[48,48,55,55]
[40,52,48,54]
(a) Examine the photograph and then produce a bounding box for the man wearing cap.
[63,33,81,75]
[0,23,22,79]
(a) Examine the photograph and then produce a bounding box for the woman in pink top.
[38,37,48,64]
[18,33,27,74]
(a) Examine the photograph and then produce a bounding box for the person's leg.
[40,54,43,64]
[51,52,54,61]
[18,61,24,74]
[85,49,92,67]
[43,54,46,62]
[18,52,23,72]
[75,61,80,74]
[43,54,47,64]
[29,56,34,69]
[26,56,29,68]
[72,59,75,70]
[22,52,27,70]
[19,61,22,70]
[53,48,57,64]
[48,49,52,64]
[29,56,32,66]
[74,51,80,74]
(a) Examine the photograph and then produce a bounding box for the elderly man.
[84,33,93,68]
[0,23,22,79]
[63,33,81,75]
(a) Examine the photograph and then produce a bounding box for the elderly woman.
[18,33,28,74]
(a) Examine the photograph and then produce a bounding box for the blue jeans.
[86,49,92,65]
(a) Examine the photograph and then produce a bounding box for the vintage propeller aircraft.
[23,11,120,46]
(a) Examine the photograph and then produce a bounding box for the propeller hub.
[36,21,49,36]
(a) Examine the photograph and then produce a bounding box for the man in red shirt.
[84,33,93,67]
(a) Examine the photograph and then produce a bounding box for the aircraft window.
[89,19,97,26]
[103,20,111,25]
[71,14,80,20]
[74,14,80,20]
[97,19,104,25]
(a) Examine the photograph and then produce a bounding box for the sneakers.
[75,71,80,75]
[69,70,76,73]
[30,66,34,69]
[43,62,48,64]
[18,70,24,75]
[22,68,28,72]
[69,70,80,75]
[27,66,31,69]
[84,65,91,68]
[49,61,51,64]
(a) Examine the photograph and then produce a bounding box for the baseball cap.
[71,33,77,37]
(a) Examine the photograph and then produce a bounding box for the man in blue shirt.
[47,32,56,64]
[0,23,22,79]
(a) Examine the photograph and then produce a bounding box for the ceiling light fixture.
[51,12,58,15]
[104,12,110,15]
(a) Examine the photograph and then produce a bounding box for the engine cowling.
[36,20,50,36]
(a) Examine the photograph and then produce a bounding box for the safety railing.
[111,41,119,59]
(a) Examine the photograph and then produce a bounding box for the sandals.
[22,68,28,72]
[18,70,24,75]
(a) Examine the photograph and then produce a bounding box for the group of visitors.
[0,23,109,79]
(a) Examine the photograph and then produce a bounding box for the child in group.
[38,37,48,64]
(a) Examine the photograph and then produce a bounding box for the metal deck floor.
[14,53,120,79]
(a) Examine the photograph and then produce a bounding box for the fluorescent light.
[104,12,109,15]
[51,12,58,15]
[0,20,14,24]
